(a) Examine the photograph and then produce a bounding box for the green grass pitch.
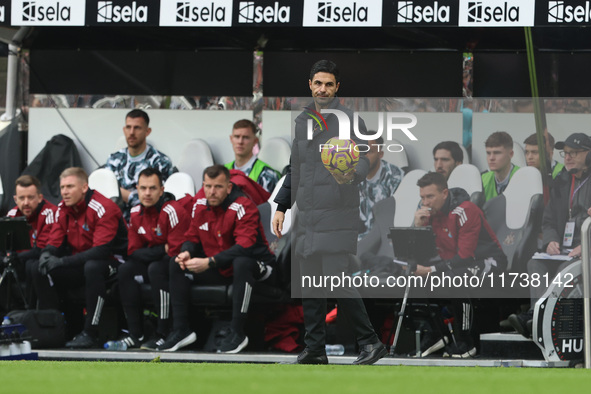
[2,361,591,394]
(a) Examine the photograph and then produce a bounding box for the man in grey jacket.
[509,133,591,338]
[272,60,387,365]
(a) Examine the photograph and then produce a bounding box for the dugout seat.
[460,145,470,164]
[89,168,121,201]
[482,166,544,272]
[176,139,214,190]
[393,169,427,227]
[447,164,485,208]
[357,169,426,259]
[164,172,195,200]
[258,138,291,175]
[512,141,527,169]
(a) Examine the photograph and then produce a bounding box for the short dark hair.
[138,167,163,187]
[309,60,340,84]
[547,131,555,147]
[203,164,231,182]
[433,141,463,163]
[232,119,257,136]
[523,133,545,146]
[417,172,448,192]
[15,175,41,193]
[126,109,150,125]
[485,131,513,149]
[369,136,384,145]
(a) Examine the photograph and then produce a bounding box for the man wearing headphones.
[509,133,591,338]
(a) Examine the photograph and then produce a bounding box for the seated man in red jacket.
[414,172,507,358]
[114,167,190,350]
[31,167,128,348]
[158,165,275,353]
[5,175,57,306]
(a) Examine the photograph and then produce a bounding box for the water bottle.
[2,316,11,326]
[20,341,32,354]
[9,342,20,356]
[104,341,127,351]
[325,344,345,356]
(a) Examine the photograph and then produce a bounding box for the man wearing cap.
[508,132,591,338]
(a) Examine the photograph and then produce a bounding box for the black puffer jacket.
[275,98,369,257]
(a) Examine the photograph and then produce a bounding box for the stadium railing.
[581,217,591,369]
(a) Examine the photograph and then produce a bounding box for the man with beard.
[105,109,175,219]
[4,175,57,307]
[272,59,387,365]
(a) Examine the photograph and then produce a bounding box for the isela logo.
[238,1,290,23]
[97,1,148,23]
[176,1,227,23]
[397,1,450,23]
[467,1,519,23]
[548,1,591,23]
[22,1,72,22]
[317,1,368,23]
[307,109,418,152]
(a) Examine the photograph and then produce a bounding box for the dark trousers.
[30,259,118,336]
[299,253,379,352]
[118,256,170,338]
[430,267,475,341]
[169,256,264,336]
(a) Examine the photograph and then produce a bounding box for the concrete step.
[480,332,544,360]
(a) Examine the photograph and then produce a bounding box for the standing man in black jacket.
[272,60,387,365]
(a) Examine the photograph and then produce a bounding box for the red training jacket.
[7,199,57,249]
[128,195,190,258]
[47,189,127,265]
[184,187,273,277]
[429,196,504,272]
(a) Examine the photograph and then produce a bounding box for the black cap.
[555,133,591,150]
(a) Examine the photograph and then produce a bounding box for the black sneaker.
[443,341,477,358]
[156,329,196,352]
[141,333,167,351]
[508,310,533,339]
[106,334,143,350]
[66,331,100,349]
[217,331,249,354]
[412,335,450,357]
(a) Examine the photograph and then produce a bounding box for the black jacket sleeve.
[17,247,43,262]
[130,245,167,264]
[61,245,112,266]
[274,155,293,211]
[180,241,202,258]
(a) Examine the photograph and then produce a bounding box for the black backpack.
[7,309,66,349]
[22,134,83,205]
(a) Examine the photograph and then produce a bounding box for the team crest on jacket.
[503,232,515,246]
[82,222,90,231]
[154,224,162,236]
